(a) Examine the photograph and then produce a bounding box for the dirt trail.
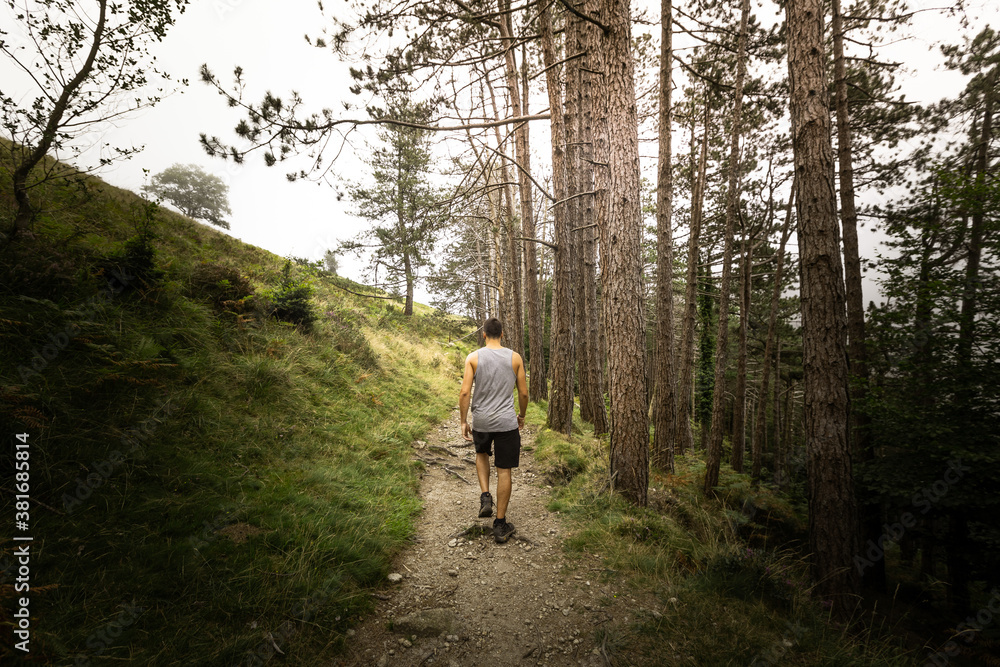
[334,408,650,667]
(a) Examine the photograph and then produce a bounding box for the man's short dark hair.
[484,317,503,339]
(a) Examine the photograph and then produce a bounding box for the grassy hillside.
[1,161,474,664]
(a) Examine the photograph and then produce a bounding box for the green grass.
[1,157,474,664]
[528,409,918,666]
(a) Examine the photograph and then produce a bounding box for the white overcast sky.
[2,0,998,306]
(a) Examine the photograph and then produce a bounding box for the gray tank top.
[470,347,518,432]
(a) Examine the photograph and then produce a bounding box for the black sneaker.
[479,492,493,518]
[493,519,515,543]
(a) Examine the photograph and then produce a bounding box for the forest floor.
[333,407,662,667]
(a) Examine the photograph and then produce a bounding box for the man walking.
[459,317,529,543]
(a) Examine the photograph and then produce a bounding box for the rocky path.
[333,408,647,667]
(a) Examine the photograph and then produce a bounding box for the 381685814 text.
[14,432,32,653]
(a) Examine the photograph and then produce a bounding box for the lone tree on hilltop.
[143,163,232,229]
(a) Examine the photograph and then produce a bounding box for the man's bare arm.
[512,352,529,428]
[459,352,477,441]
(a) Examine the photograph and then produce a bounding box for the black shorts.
[472,428,521,469]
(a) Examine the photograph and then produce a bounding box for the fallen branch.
[443,466,471,484]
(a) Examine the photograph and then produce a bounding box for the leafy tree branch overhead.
[196,63,550,185]
[194,0,570,184]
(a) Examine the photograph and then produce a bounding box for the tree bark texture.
[475,234,487,345]
[540,3,575,436]
[518,43,547,403]
[565,11,587,422]
[499,175,520,341]
[831,0,883,592]
[404,252,415,315]
[785,0,860,619]
[704,0,750,493]
[484,74,521,343]
[585,0,611,408]
[675,101,709,455]
[578,7,609,435]
[601,0,649,506]
[958,65,995,366]
[752,184,794,481]
[950,64,994,614]
[497,0,528,358]
[652,0,678,472]
[731,230,751,473]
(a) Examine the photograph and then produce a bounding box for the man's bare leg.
[496,467,512,520]
[476,452,491,494]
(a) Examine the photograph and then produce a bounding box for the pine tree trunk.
[950,65,994,614]
[831,0,883,592]
[675,101,709,455]
[519,45,547,403]
[697,256,715,452]
[499,180,515,327]
[483,74,519,335]
[498,149,521,355]
[404,252,414,316]
[475,234,487,345]
[578,14,609,434]
[497,0,528,359]
[540,2,575,436]
[773,340,782,473]
[958,66,994,366]
[705,0,750,493]
[601,0,649,506]
[565,11,587,424]
[731,231,751,473]
[785,0,860,618]
[652,0,677,472]
[486,175,503,318]
[585,0,612,410]
[752,185,794,481]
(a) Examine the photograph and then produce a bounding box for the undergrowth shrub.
[263,260,316,330]
[96,200,164,295]
[188,262,255,309]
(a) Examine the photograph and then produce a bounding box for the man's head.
[484,317,503,340]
